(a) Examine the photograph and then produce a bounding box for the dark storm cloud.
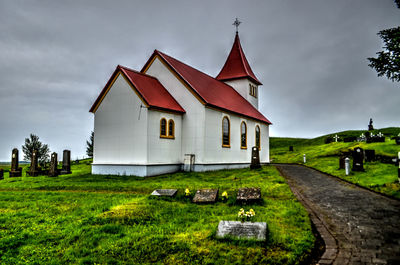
[0,0,399,160]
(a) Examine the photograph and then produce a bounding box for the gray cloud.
[0,0,399,160]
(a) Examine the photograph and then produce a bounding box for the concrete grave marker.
[216,221,267,241]
[250,146,261,169]
[151,189,178,197]
[10,148,22,177]
[365,149,375,162]
[192,189,218,203]
[27,149,40,177]
[48,152,58,177]
[60,150,71,174]
[236,187,262,204]
[352,147,364,171]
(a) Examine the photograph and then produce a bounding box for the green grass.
[0,162,314,264]
[271,127,400,199]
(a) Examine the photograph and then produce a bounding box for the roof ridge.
[118,65,160,81]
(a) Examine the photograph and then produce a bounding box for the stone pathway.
[275,164,400,265]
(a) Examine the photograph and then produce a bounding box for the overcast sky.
[0,0,399,161]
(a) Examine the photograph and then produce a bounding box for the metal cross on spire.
[233,18,241,33]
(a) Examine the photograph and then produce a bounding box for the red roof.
[141,50,271,125]
[216,33,262,85]
[89,65,185,114]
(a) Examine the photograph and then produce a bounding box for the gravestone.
[216,221,267,241]
[365,149,375,162]
[192,189,218,203]
[9,148,22,177]
[368,118,374,131]
[48,152,58,177]
[236,187,262,204]
[60,150,71,174]
[150,189,178,197]
[344,136,357,143]
[396,138,400,145]
[289,146,294,152]
[0,169,3,180]
[339,156,345,169]
[250,146,261,169]
[27,149,40,177]
[352,147,364,171]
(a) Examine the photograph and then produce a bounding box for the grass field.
[0,161,315,264]
[270,127,400,199]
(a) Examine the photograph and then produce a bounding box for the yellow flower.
[185,188,190,196]
[221,191,228,199]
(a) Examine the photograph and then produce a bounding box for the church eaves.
[216,33,262,85]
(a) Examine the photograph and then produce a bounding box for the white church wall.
[93,74,148,165]
[224,79,259,109]
[144,57,206,163]
[203,108,269,164]
[147,110,182,164]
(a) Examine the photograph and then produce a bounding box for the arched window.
[255,125,261,150]
[168,119,175,138]
[160,118,167,137]
[222,116,230,147]
[241,121,247,149]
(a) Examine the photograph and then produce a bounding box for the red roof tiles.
[89,65,185,114]
[142,50,271,125]
[216,33,262,85]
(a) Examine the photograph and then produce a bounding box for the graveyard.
[270,127,400,199]
[0,159,316,264]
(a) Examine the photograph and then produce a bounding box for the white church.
[89,29,272,177]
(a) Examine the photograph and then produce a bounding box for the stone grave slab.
[352,147,364,171]
[10,148,22,177]
[192,189,218,203]
[216,221,267,241]
[150,189,178,197]
[236,187,262,204]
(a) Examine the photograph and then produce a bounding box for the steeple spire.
[216,30,262,85]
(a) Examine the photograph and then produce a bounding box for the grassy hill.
[270,127,400,199]
[0,160,315,264]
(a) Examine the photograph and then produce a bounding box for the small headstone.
[27,149,40,177]
[250,146,261,169]
[352,147,364,171]
[60,150,71,174]
[365,149,375,162]
[0,169,3,180]
[396,138,400,145]
[339,156,345,169]
[216,221,267,241]
[9,148,22,177]
[150,189,178,197]
[345,157,350,176]
[192,189,218,203]
[236,187,262,204]
[289,146,294,152]
[48,152,58,177]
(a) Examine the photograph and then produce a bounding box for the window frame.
[222,116,231,148]
[249,84,258,98]
[168,119,175,139]
[240,121,247,149]
[160,118,167,138]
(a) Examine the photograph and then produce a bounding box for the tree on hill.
[367,0,400,82]
[22,134,50,165]
[86,131,94,158]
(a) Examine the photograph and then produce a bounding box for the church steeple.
[216,32,262,85]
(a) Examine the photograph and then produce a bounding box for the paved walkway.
[275,164,400,265]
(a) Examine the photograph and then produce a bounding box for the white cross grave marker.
[334,135,339,142]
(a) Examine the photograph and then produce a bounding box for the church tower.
[216,22,262,109]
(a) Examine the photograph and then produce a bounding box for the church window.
[255,125,261,150]
[160,118,167,137]
[168,119,175,138]
[222,116,230,147]
[249,84,257,98]
[241,121,247,149]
